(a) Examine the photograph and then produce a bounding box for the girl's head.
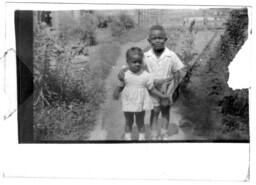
[147,25,167,51]
[126,47,144,73]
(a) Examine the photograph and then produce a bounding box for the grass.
[34,102,97,140]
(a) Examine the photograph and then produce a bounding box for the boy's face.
[127,54,143,73]
[148,29,167,51]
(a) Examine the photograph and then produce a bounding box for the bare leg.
[150,106,160,139]
[124,112,134,140]
[150,110,153,128]
[160,106,170,139]
[135,111,145,140]
[135,111,145,133]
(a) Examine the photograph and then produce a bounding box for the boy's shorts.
[151,82,175,107]
[151,94,173,107]
[151,94,161,107]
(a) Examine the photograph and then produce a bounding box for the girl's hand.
[154,79,165,86]
[117,66,128,82]
[161,94,169,99]
[113,86,124,100]
[113,89,120,100]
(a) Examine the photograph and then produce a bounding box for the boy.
[118,25,184,140]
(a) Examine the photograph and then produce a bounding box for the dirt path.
[89,30,223,141]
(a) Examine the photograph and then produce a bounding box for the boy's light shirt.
[143,47,184,80]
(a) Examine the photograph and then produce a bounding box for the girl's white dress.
[121,69,154,112]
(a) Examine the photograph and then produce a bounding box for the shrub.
[220,8,248,76]
[119,14,135,30]
[110,13,135,37]
[33,24,60,107]
[110,20,125,37]
[97,14,110,28]
[217,8,249,140]
[57,11,98,46]
[33,102,98,140]
[33,18,105,141]
[178,8,249,140]
[33,12,122,140]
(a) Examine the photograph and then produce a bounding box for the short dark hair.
[149,25,165,32]
[126,47,144,60]
[149,25,166,37]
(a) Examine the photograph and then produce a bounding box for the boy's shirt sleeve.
[145,73,154,90]
[171,52,185,73]
[142,56,149,72]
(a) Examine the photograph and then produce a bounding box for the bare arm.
[113,85,124,100]
[117,66,128,82]
[153,76,174,87]
[173,70,181,90]
[149,87,169,99]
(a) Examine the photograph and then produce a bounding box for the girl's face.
[148,29,167,51]
[127,54,143,73]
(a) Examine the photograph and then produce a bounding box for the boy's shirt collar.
[145,47,172,61]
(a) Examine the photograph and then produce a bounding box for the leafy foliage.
[110,13,135,37]
[217,8,249,140]
[34,102,97,140]
[177,8,249,140]
[33,12,121,140]
[57,11,98,46]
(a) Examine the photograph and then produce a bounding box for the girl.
[113,47,169,141]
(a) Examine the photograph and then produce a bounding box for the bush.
[97,14,111,28]
[218,89,249,140]
[110,21,124,37]
[220,8,248,76]
[33,12,122,140]
[34,102,97,140]
[110,13,135,37]
[33,24,59,107]
[217,8,249,140]
[57,11,98,46]
[33,20,106,141]
[178,8,249,140]
[119,14,135,30]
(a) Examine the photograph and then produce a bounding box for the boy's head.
[148,25,167,51]
[126,47,144,73]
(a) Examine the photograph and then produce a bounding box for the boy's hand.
[160,95,170,107]
[160,83,168,94]
[161,94,169,99]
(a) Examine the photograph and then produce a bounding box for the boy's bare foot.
[124,132,132,140]
[160,129,169,140]
[151,131,158,140]
[138,133,145,141]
